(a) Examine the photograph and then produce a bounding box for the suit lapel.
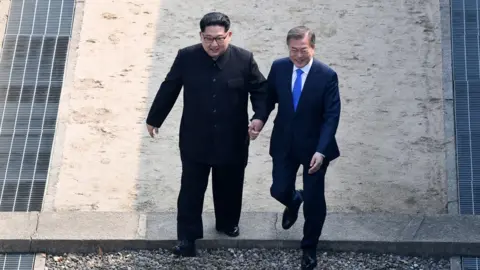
[298,62,316,108]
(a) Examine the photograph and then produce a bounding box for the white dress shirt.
[291,58,325,159]
[291,57,313,92]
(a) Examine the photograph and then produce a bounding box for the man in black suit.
[250,26,341,270]
[146,12,267,257]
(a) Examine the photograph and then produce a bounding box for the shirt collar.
[293,57,313,75]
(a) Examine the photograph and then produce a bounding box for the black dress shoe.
[282,190,303,230]
[216,226,240,237]
[172,240,196,257]
[301,249,318,270]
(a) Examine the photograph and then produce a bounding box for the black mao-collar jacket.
[146,44,267,165]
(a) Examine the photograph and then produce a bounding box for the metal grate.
[0,0,75,212]
[451,0,480,268]
[452,0,480,216]
[0,253,35,270]
[464,258,480,270]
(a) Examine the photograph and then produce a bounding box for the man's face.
[200,26,232,58]
[288,35,315,68]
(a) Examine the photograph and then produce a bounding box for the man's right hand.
[146,124,158,138]
[248,119,264,140]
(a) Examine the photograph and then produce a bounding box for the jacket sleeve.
[316,72,341,155]
[257,61,278,124]
[146,49,184,128]
[247,52,268,121]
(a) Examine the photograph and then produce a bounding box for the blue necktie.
[292,68,303,111]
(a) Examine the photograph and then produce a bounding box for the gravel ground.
[45,248,450,270]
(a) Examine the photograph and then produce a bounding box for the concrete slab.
[1,211,479,257]
[415,215,480,242]
[450,257,462,270]
[31,212,141,253]
[413,215,480,257]
[33,253,46,270]
[398,216,425,240]
[0,212,38,252]
[144,212,177,250]
[34,212,141,239]
[146,212,278,249]
[146,212,176,241]
[275,213,414,242]
[274,213,480,256]
[199,212,278,249]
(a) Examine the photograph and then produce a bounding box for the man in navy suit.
[250,26,341,270]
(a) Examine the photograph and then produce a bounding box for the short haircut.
[199,12,231,32]
[286,26,315,47]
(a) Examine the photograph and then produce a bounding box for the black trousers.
[270,153,329,250]
[176,155,247,241]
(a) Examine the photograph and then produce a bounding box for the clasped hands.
[248,120,323,174]
[248,119,264,141]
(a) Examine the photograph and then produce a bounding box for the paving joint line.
[29,212,40,252]
[410,215,425,239]
[273,212,278,238]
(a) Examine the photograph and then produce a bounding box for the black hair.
[199,12,231,32]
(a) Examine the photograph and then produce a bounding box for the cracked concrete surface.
[398,216,425,241]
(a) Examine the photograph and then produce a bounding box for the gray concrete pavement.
[0,212,38,252]
[450,257,462,270]
[1,211,479,257]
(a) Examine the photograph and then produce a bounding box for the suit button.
[213,78,216,82]
[213,94,216,98]
[213,109,216,113]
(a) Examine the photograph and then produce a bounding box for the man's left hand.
[248,119,264,140]
[308,152,324,174]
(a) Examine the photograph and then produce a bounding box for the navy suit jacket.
[260,57,341,163]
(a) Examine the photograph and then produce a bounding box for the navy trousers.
[270,152,329,250]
